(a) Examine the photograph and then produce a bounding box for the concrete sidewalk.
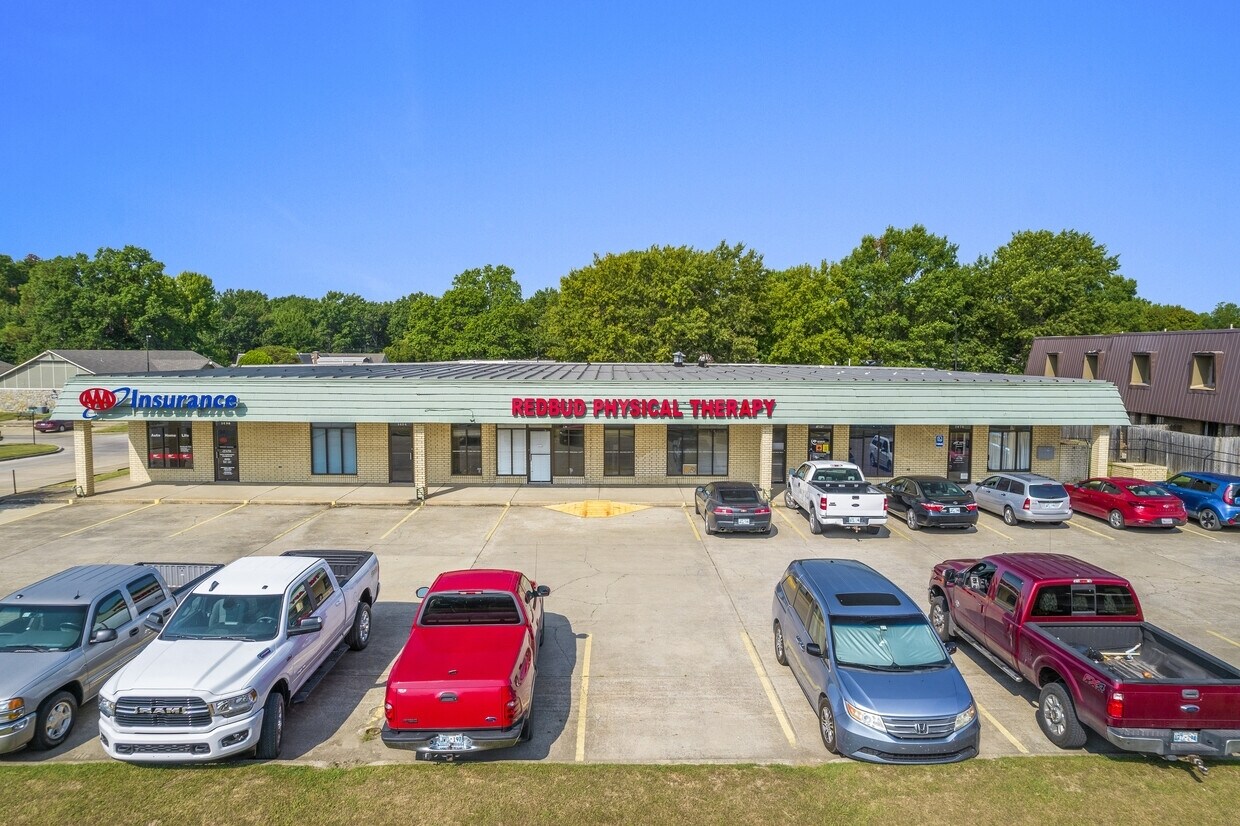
[78,478,702,507]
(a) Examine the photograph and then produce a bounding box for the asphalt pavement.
[0,428,130,495]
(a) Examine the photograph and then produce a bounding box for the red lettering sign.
[510,397,775,420]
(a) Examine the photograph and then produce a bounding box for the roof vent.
[672,351,685,368]
[697,353,712,368]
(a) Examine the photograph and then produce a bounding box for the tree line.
[1,227,1234,372]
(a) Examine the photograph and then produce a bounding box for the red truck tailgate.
[387,625,527,730]
[1117,684,1240,730]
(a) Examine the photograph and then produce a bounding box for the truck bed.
[137,562,224,597]
[280,550,377,587]
[1030,622,1240,683]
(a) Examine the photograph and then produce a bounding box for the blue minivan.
[1162,471,1240,531]
[772,559,979,763]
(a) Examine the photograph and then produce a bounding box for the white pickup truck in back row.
[98,550,379,763]
[784,460,889,535]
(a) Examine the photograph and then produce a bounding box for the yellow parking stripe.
[268,509,327,541]
[685,507,702,541]
[1179,524,1223,543]
[885,518,912,542]
[575,633,593,761]
[59,503,158,538]
[167,503,248,537]
[976,699,1028,754]
[484,504,510,543]
[974,519,1014,541]
[741,630,797,748]
[775,506,808,541]
[1208,630,1240,648]
[379,504,422,541]
[1065,520,1115,541]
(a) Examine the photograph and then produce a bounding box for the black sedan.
[693,481,772,535]
[878,475,978,530]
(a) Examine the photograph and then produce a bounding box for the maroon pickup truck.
[928,553,1240,766]
[381,568,549,758]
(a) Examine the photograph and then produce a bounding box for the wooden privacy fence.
[1111,425,1240,477]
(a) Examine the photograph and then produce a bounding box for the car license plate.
[844,516,862,524]
[1160,518,1174,524]
[429,734,473,751]
[1173,731,1199,744]
[1040,502,1059,509]
[947,507,960,514]
[737,517,750,525]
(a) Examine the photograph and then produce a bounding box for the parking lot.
[3,490,1240,766]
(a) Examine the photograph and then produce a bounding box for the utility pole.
[145,334,152,372]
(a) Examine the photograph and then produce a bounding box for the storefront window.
[848,425,895,477]
[988,426,1032,472]
[148,423,193,469]
[497,426,527,476]
[667,426,728,476]
[604,425,635,477]
[451,423,482,476]
[312,424,357,475]
[807,425,833,460]
[553,425,585,477]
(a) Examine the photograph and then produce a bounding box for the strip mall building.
[53,361,1130,496]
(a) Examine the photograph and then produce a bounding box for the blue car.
[771,558,979,763]
[1162,471,1240,531]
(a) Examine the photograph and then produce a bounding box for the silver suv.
[965,472,1072,525]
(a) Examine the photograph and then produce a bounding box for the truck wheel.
[32,690,77,750]
[1037,683,1087,749]
[774,621,789,666]
[817,698,838,754]
[255,692,285,760]
[1003,506,1018,526]
[1199,508,1222,531]
[930,596,954,642]
[1108,510,1125,530]
[784,489,797,510]
[345,601,371,651]
[809,509,822,535]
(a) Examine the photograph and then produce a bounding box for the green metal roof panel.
[51,362,1131,426]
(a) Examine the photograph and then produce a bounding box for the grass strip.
[0,443,60,460]
[1,757,1236,826]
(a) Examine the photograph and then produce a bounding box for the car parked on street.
[0,562,220,755]
[772,558,978,763]
[965,471,1072,525]
[1064,477,1187,529]
[34,420,73,433]
[878,476,978,530]
[694,481,772,535]
[1161,471,1240,531]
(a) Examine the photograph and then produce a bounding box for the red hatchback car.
[1064,477,1187,529]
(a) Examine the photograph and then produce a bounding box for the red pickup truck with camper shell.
[382,569,549,758]
[928,553,1240,770]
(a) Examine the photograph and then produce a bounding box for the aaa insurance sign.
[79,386,241,419]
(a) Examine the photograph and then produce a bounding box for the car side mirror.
[535,585,550,597]
[944,570,957,585]
[805,642,823,658]
[144,612,165,631]
[288,616,323,636]
[415,586,429,599]
[695,486,706,495]
[90,628,118,644]
[944,641,958,655]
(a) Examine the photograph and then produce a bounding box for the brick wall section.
[832,425,850,462]
[787,424,809,469]
[1030,425,1061,479]
[728,425,762,482]
[1090,424,1111,478]
[74,422,95,495]
[758,424,773,493]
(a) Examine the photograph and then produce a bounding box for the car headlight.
[844,701,886,733]
[954,703,977,731]
[209,689,258,718]
[2,698,26,722]
[98,697,115,718]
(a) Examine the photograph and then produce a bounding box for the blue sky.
[2,2,1236,312]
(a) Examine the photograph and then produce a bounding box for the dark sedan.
[34,419,74,433]
[1064,476,1187,529]
[879,475,977,530]
[694,481,772,535]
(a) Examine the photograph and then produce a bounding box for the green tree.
[1204,302,1240,329]
[760,263,851,364]
[212,289,270,364]
[387,266,535,361]
[264,296,318,351]
[238,344,300,365]
[542,243,766,362]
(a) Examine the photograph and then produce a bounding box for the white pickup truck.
[784,460,889,534]
[98,550,379,763]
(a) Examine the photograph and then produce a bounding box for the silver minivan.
[966,472,1072,525]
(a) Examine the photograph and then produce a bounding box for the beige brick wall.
[1030,425,1061,479]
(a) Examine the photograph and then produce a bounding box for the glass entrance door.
[528,428,551,483]
[214,422,239,482]
[771,425,787,484]
[389,425,413,483]
[948,427,972,482]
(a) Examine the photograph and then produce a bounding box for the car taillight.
[754,506,771,515]
[713,506,733,514]
[882,497,888,512]
[502,685,519,728]
[1107,692,1124,718]
[1022,497,1032,511]
[966,503,977,512]
[1225,487,1236,506]
[819,496,829,510]
[923,503,944,512]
